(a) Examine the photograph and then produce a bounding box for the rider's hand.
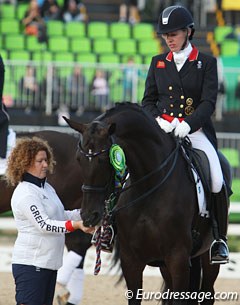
[174,121,191,138]
[156,117,174,133]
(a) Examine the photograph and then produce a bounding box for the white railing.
[3,60,240,118]
[1,216,239,235]
[8,125,240,182]
[3,60,149,115]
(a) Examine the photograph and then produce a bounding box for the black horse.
[64,102,230,305]
[0,130,92,271]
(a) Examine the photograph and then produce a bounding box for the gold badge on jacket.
[185,98,194,115]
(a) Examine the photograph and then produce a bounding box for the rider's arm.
[142,57,160,117]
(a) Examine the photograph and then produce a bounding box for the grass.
[0,210,13,217]
[228,235,240,252]
[0,232,240,251]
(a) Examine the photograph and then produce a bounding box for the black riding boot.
[0,115,8,158]
[210,185,229,264]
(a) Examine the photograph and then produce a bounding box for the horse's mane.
[104,102,150,119]
[99,102,158,130]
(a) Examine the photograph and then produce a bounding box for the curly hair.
[5,137,56,186]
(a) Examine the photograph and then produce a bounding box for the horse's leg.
[160,265,173,305]
[188,256,201,305]
[165,249,191,305]
[120,254,145,305]
[160,257,201,305]
[200,251,220,305]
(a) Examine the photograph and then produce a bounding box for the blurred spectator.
[18,65,40,113]
[123,56,135,102]
[62,0,88,22]
[40,0,61,21]
[216,0,222,9]
[41,66,64,111]
[222,0,240,26]
[67,66,86,114]
[37,0,45,6]
[119,0,140,24]
[22,0,48,43]
[235,75,240,100]
[91,69,109,111]
[215,57,226,121]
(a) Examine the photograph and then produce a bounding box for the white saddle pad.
[192,169,209,218]
[0,128,16,175]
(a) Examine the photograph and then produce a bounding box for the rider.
[142,5,229,264]
[0,53,9,175]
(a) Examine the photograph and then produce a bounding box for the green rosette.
[109,144,126,172]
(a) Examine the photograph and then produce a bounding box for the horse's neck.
[0,180,13,213]
[109,107,175,177]
[119,130,174,180]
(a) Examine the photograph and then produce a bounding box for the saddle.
[180,138,232,255]
[180,138,232,212]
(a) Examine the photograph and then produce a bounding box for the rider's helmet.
[157,6,195,40]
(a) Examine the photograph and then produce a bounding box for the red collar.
[166,45,199,62]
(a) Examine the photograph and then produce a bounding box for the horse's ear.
[108,123,116,135]
[62,116,86,134]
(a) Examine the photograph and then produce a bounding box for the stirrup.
[91,228,98,245]
[209,239,229,264]
[101,225,115,253]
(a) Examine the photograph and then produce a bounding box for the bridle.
[78,121,181,214]
[78,121,115,194]
[79,147,115,194]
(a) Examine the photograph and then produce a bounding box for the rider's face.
[162,29,189,52]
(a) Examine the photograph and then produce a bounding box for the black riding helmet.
[157,6,195,40]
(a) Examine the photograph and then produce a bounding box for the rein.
[93,139,180,275]
[111,139,180,215]
[78,119,181,275]
[82,184,108,193]
[79,130,181,211]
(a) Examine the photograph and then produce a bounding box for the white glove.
[156,117,174,133]
[174,121,191,138]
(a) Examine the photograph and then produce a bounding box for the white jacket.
[11,181,81,270]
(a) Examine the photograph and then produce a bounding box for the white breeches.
[188,129,223,193]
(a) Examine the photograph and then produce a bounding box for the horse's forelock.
[86,122,111,150]
[89,122,99,135]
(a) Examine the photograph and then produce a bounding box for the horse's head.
[63,116,117,227]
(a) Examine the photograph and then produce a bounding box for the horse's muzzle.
[82,210,102,227]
